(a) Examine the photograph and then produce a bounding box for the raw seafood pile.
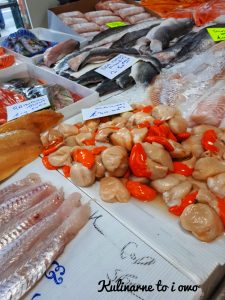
[58,0,155,39]
[51,17,200,96]
[148,40,225,127]
[1,77,82,115]
[1,29,55,57]
[0,47,15,70]
[0,109,63,181]
[0,174,90,300]
[141,0,225,26]
[41,104,225,242]
[43,39,80,68]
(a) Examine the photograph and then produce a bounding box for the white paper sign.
[82,102,132,121]
[7,95,51,121]
[95,54,138,80]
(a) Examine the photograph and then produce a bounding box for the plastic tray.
[0,63,99,120]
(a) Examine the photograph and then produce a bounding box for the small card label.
[106,21,127,28]
[207,28,225,41]
[95,54,139,80]
[7,95,51,121]
[82,102,132,121]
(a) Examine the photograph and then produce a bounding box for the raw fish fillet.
[0,194,80,279]
[0,182,55,226]
[44,39,80,67]
[148,41,225,125]
[0,189,64,249]
[0,173,41,204]
[0,130,43,181]
[0,109,63,134]
[191,80,225,126]
[0,201,90,300]
[85,10,114,21]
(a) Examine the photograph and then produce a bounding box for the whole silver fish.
[85,19,161,49]
[0,173,41,204]
[53,50,80,74]
[0,203,90,300]
[146,18,194,52]
[130,60,161,86]
[0,183,55,226]
[0,190,64,249]
[168,24,225,66]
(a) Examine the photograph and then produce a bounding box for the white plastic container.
[0,63,99,120]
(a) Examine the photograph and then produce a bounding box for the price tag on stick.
[95,54,139,80]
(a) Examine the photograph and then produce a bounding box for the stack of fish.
[57,0,155,39]
[0,174,90,300]
[41,16,225,113]
[51,17,197,95]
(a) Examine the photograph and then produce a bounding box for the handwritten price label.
[207,28,225,41]
[95,54,139,80]
[7,95,51,121]
[106,21,127,28]
[82,102,132,121]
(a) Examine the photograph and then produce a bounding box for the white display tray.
[0,27,87,65]
[0,63,99,120]
[51,94,225,299]
[0,158,201,300]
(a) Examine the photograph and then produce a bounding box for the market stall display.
[1,0,225,299]
[40,103,225,242]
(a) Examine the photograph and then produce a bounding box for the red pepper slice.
[169,191,198,216]
[217,197,225,226]
[176,132,191,141]
[91,146,107,155]
[158,124,177,141]
[72,149,95,169]
[147,125,162,137]
[173,162,193,176]
[42,137,64,156]
[201,130,219,153]
[62,165,71,177]
[141,105,153,113]
[153,119,164,126]
[129,143,151,177]
[126,180,157,201]
[145,136,174,152]
[83,138,96,146]
[137,121,151,129]
[42,156,59,170]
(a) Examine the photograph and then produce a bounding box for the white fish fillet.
[0,183,56,226]
[0,190,64,249]
[0,173,41,204]
[0,203,90,300]
[0,194,81,280]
